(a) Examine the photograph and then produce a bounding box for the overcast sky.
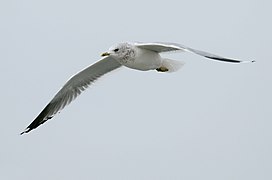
[1,0,271,180]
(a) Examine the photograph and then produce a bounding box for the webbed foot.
[156,67,169,72]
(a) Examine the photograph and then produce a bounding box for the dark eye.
[113,48,119,52]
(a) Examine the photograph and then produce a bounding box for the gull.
[20,42,254,134]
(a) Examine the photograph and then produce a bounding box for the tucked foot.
[156,67,169,72]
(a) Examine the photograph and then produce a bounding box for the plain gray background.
[1,0,271,179]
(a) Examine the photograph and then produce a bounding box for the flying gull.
[20,42,254,134]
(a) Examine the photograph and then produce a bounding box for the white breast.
[122,47,162,71]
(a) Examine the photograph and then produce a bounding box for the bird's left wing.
[134,42,254,63]
[21,57,122,135]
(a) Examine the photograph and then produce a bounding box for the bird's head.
[101,43,136,62]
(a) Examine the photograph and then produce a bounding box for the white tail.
[161,58,185,73]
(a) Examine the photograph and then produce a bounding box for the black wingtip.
[205,56,242,63]
[20,103,53,135]
[20,128,30,135]
[205,56,256,64]
[20,119,48,135]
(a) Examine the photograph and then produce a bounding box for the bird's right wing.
[21,56,122,135]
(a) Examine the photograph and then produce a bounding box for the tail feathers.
[161,58,185,73]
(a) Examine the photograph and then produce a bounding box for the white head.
[101,43,136,62]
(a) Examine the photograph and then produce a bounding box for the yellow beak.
[101,52,110,57]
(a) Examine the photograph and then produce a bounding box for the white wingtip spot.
[240,60,255,63]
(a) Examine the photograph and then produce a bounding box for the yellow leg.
[156,67,169,72]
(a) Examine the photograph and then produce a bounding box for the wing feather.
[134,42,254,63]
[21,57,121,134]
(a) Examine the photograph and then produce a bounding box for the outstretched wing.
[134,42,254,63]
[21,57,122,135]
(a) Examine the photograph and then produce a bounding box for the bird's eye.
[113,48,119,52]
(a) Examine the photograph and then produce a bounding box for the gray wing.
[21,57,122,135]
[134,42,254,63]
